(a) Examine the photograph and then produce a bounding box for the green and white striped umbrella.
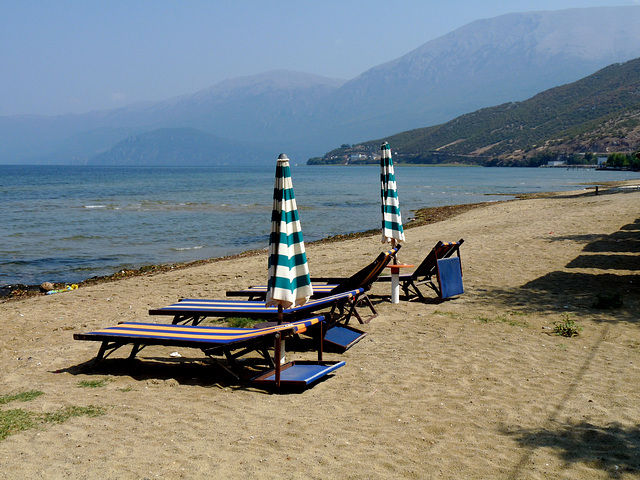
[265,154,313,309]
[380,142,405,246]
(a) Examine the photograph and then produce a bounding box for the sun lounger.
[151,287,374,325]
[74,315,344,388]
[377,240,464,301]
[149,288,371,352]
[226,246,402,319]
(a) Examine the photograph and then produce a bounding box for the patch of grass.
[591,293,623,309]
[433,310,462,319]
[553,314,582,337]
[204,317,227,325]
[476,313,530,328]
[1,405,106,441]
[43,405,106,424]
[227,317,255,328]
[0,390,44,405]
[117,386,134,393]
[0,409,38,440]
[0,389,106,442]
[77,378,110,388]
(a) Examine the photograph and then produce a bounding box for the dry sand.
[1,183,639,479]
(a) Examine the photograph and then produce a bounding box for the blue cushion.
[437,257,464,298]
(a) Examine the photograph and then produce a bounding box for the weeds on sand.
[432,310,462,319]
[477,313,530,328]
[77,378,110,388]
[0,390,44,405]
[0,390,105,441]
[553,314,582,337]
[202,317,255,327]
[42,405,105,424]
[227,317,255,328]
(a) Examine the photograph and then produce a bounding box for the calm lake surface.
[2,164,638,286]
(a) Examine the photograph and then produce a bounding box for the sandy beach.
[1,182,639,479]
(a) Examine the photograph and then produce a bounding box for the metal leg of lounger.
[274,333,282,388]
[91,340,127,367]
[172,314,204,325]
[128,343,147,360]
[345,294,377,324]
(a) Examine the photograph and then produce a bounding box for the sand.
[1,183,639,479]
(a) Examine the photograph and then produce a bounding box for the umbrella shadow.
[501,325,639,478]
[503,421,640,477]
[472,218,640,324]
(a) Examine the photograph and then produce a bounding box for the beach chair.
[226,246,401,316]
[377,240,464,301]
[74,315,344,388]
[156,287,376,326]
[149,288,371,352]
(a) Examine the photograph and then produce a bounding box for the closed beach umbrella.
[380,142,405,246]
[265,154,313,312]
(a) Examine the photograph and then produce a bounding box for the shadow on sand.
[472,218,639,324]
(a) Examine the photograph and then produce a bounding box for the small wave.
[170,245,205,251]
[84,205,107,209]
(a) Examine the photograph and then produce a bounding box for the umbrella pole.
[277,304,285,365]
[391,239,399,264]
[274,333,281,388]
[318,321,324,362]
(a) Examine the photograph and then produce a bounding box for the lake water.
[2,164,638,286]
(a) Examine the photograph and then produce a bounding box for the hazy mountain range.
[314,56,640,166]
[3,5,640,166]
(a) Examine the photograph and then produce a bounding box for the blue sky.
[1,0,637,116]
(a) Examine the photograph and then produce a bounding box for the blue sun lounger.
[74,315,344,388]
[377,240,464,301]
[149,288,370,353]
[226,246,401,318]
[150,288,372,325]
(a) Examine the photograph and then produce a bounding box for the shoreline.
[0,201,494,300]
[1,179,634,300]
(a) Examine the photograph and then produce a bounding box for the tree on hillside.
[607,152,630,167]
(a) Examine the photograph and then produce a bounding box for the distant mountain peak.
[191,70,347,100]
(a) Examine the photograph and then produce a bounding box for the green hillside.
[309,57,640,166]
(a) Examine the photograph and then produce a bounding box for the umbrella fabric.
[380,142,405,245]
[265,154,313,309]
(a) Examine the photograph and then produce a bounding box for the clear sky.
[1,0,637,116]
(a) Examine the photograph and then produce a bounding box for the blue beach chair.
[377,240,464,301]
[151,288,373,325]
[74,315,344,388]
[149,288,371,353]
[226,246,401,315]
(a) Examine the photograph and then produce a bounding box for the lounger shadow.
[74,315,344,389]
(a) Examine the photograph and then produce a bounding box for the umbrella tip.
[278,153,289,160]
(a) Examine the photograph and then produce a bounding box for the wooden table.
[385,264,414,303]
